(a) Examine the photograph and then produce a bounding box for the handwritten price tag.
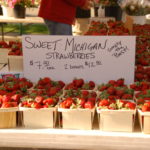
[22,36,135,84]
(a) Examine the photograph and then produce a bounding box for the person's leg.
[44,19,72,35]
[44,19,56,35]
[55,22,72,35]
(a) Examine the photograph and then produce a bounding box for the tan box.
[19,107,57,128]
[97,109,136,132]
[58,108,95,130]
[8,55,23,72]
[0,107,18,128]
[0,48,10,63]
[138,109,150,134]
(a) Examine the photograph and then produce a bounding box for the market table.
[0,128,150,150]
[0,16,44,40]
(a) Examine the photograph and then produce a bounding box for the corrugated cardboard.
[58,108,95,130]
[8,55,23,72]
[97,109,136,132]
[138,109,150,134]
[19,107,57,128]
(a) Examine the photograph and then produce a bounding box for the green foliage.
[1,23,48,34]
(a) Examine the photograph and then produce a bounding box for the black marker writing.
[65,38,108,53]
[25,36,62,50]
[45,52,95,60]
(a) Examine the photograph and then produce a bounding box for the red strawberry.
[122,94,133,99]
[110,100,116,104]
[135,73,144,80]
[0,95,3,104]
[84,101,94,109]
[60,101,66,108]
[58,80,65,88]
[81,90,89,98]
[1,102,12,108]
[2,95,12,103]
[64,97,74,108]
[32,102,43,109]
[145,101,150,107]
[27,101,34,108]
[35,96,44,104]
[90,91,97,98]
[130,84,137,90]
[89,81,95,88]
[108,80,116,85]
[42,77,51,84]
[116,78,124,86]
[142,105,150,112]
[77,98,86,108]
[11,94,21,103]
[43,105,48,108]
[21,101,28,107]
[73,79,84,88]
[87,97,96,104]
[99,99,110,106]
[10,102,18,107]
[137,99,145,104]
[125,102,136,109]
[107,87,116,95]
[116,90,124,97]
[43,98,56,106]
[98,85,108,91]
[47,87,58,96]
[119,100,127,108]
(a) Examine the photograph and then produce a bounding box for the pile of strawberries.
[0,75,149,111]
[137,99,150,112]
[0,77,33,108]
[64,90,97,98]
[85,21,150,82]
[85,20,130,36]
[20,96,58,109]
[98,79,134,100]
[59,97,95,109]
[133,24,150,81]
[34,77,65,97]
[64,78,95,90]
[0,77,33,96]
[0,40,22,56]
[0,94,21,108]
[98,99,136,110]
[135,89,150,100]
[130,81,150,91]
[135,65,150,82]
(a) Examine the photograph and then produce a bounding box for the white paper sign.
[22,35,136,84]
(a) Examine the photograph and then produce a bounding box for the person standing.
[38,0,93,35]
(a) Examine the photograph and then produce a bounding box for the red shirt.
[38,0,87,25]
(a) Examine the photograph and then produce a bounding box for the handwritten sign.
[22,35,136,84]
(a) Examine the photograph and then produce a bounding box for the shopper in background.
[38,0,93,35]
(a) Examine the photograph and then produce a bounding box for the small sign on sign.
[22,35,136,84]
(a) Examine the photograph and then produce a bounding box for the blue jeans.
[44,19,72,35]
